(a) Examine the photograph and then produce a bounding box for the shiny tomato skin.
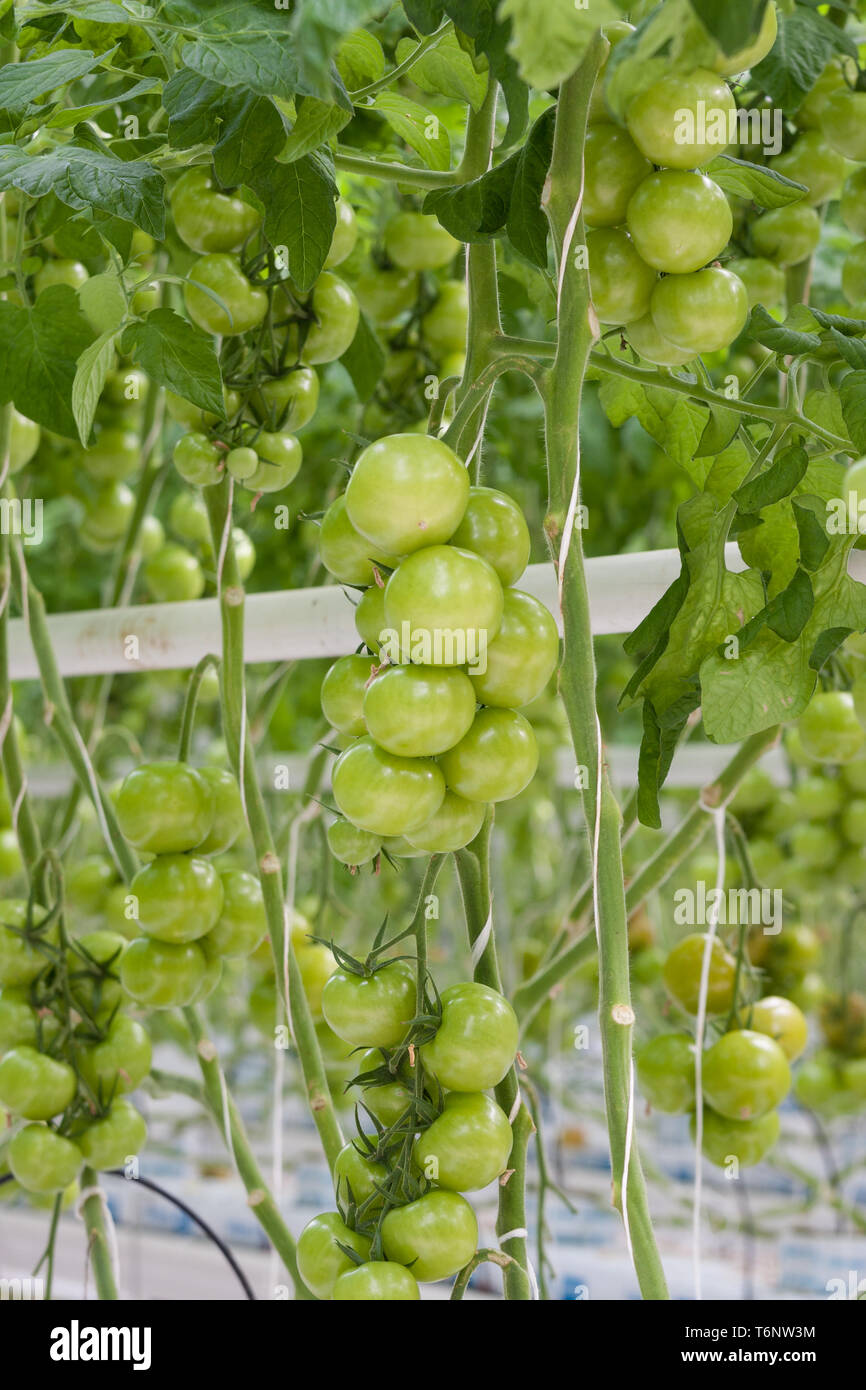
[413,1091,512,1190]
[324,197,358,269]
[584,124,652,228]
[384,546,504,665]
[321,654,375,737]
[119,937,207,1009]
[0,1045,76,1119]
[8,409,40,474]
[822,87,866,160]
[297,1212,372,1299]
[749,204,821,267]
[332,735,446,837]
[82,427,139,483]
[173,432,222,487]
[663,933,737,1015]
[769,131,846,207]
[346,433,469,558]
[334,1139,387,1211]
[185,254,268,337]
[244,432,302,493]
[195,767,245,856]
[333,1261,420,1300]
[249,366,319,431]
[469,588,559,709]
[171,168,261,253]
[356,266,418,324]
[381,1190,477,1282]
[354,583,387,654]
[0,986,37,1054]
[737,995,808,1061]
[351,1047,414,1125]
[798,691,864,763]
[34,258,89,295]
[627,171,732,274]
[421,281,468,356]
[439,707,538,804]
[725,256,785,310]
[702,1029,791,1121]
[650,267,748,355]
[693,1106,780,1168]
[0,901,55,988]
[131,855,224,945]
[840,169,866,239]
[637,1033,696,1113]
[77,1098,147,1169]
[421,981,518,1091]
[144,544,205,602]
[625,312,696,367]
[327,820,381,868]
[117,763,214,856]
[626,69,735,168]
[405,791,486,854]
[205,870,266,957]
[8,1125,83,1193]
[587,227,657,325]
[448,486,531,585]
[363,664,476,757]
[319,494,400,585]
[384,211,460,270]
[79,1014,152,1097]
[66,930,126,1023]
[322,959,416,1048]
[294,273,359,364]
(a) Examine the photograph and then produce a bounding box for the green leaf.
[499,0,619,91]
[279,97,352,163]
[706,154,806,211]
[841,371,866,454]
[703,438,753,502]
[0,47,109,110]
[78,270,127,335]
[506,106,554,266]
[0,147,165,238]
[402,0,446,33]
[443,0,527,146]
[43,77,162,130]
[804,387,850,443]
[212,93,285,187]
[121,309,224,418]
[688,0,768,57]
[396,30,488,110]
[183,25,351,107]
[339,311,385,401]
[792,499,829,572]
[734,444,809,513]
[163,70,226,150]
[830,330,866,371]
[371,91,451,171]
[807,308,866,337]
[71,328,117,447]
[751,8,857,113]
[289,0,388,105]
[696,404,740,459]
[749,566,814,645]
[748,305,820,357]
[248,153,337,293]
[336,30,386,91]
[423,156,516,241]
[0,287,95,440]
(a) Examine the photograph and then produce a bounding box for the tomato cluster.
[318,433,558,861]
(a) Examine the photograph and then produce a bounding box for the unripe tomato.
[351,1046,413,1124]
[625,312,696,367]
[405,790,486,853]
[798,691,864,763]
[439,707,538,803]
[120,937,207,1009]
[34,258,88,295]
[840,169,866,239]
[188,936,223,1004]
[77,1098,147,1170]
[82,427,139,482]
[8,1125,82,1193]
[421,981,518,1090]
[469,588,559,708]
[384,211,460,271]
[297,1212,371,1299]
[356,266,418,324]
[637,1033,696,1113]
[587,227,656,325]
[626,69,735,168]
[413,1091,512,1191]
[820,991,866,1057]
[0,901,55,987]
[292,922,335,1021]
[421,281,468,355]
[319,494,400,585]
[169,491,210,546]
[66,930,126,1023]
[242,431,302,492]
[81,481,136,550]
[332,736,446,837]
[842,242,866,307]
[749,204,821,267]
[321,654,374,737]
[789,821,837,869]
[195,767,245,855]
[249,365,319,431]
[79,1014,152,1097]
[702,1029,791,1120]
[321,959,416,1048]
[171,168,261,254]
[627,171,732,275]
[144,543,205,601]
[324,197,358,269]
[327,820,381,868]
[333,1262,420,1300]
[346,433,469,558]
[0,986,37,1054]
[713,3,777,75]
[292,272,359,364]
[8,409,40,474]
[384,546,504,664]
[334,1139,387,1210]
[693,1106,780,1168]
[737,995,808,1061]
[185,254,268,336]
[355,582,387,652]
[794,1052,847,1113]
[225,447,258,482]
[663,933,737,1015]
[650,267,748,355]
[0,1045,76,1119]
[166,386,242,430]
[381,1189,477,1282]
[204,870,266,957]
[820,88,866,162]
[0,828,22,878]
[795,60,850,129]
[131,854,224,944]
[769,132,845,207]
[588,21,634,123]
[363,665,476,757]
[725,256,785,310]
[103,368,148,409]
[448,485,530,586]
[584,124,652,228]
[173,432,223,487]
[117,762,214,854]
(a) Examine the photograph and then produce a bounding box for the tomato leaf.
[423,156,516,241]
[841,372,866,454]
[289,0,389,106]
[0,287,95,440]
[748,305,821,357]
[506,106,554,266]
[163,70,226,150]
[71,329,118,447]
[121,309,224,419]
[706,155,807,211]
[339,311,385,402]
[371,91,451,171]
[751,8,857,113]
[248,152,337,293]
[499,0,620,91]
[0,47,110,111]
[442,0,527,146]
[183,19,352,109]
[336,30,386,90]
[0,146,165,238]
[402,0,446,33]
[279,97,352,163]
[687,0,768,56]
[212,93,286,187]
[395,30,488,110]
[734,444,809,514]
[792,499,830,573]
[830,330,866,370]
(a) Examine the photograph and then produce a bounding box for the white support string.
[470,904,493,973]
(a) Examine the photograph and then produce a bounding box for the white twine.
[77,1185,121,1299]
[470,905,494,972]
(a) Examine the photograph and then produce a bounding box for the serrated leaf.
[44,77,161,130]
[163,69,226,149]
[212,92,285,187]
[248,152,336,293]
[279,97,351,163]
[121,309,223,418]
[506,106,554,266]
[0,147,165,238]
[807,308,866,337]
[183,28,349,107]
[443,0,527,146]
[289,0,387,106]
[499,0,619,90]
[804,387,850,442]
[72,329,117,446]
[705,154,806,211]
[0,287,95,440]
[339,311,385,402]
[396,30,488,110]
[734,444,808,513]
[336,30,386,90]
[78,271,127,335]
[371,91,451,171]
[748,305,820,357]
[792,499,829,571]
[703,438,752,502]
[830,330,866,370]
[423,156,516,242]
[751,9,857,113]
[841,371,866,454]
[0,48,108,110]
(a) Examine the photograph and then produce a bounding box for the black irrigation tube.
[0,1170,256,1300]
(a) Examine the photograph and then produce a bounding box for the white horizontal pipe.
[9,544,865,679]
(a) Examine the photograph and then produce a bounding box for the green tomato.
[188,935,223,1004]
[293,272,359,365]
[0,1046,76,1119]
[413,1091,512,1191]
[584,124,652,228]
[117,762,214,854]
[321,654,374,737]
[81,481,136,550]
[627,69,735,168]
[421,281,468,356]
[195,767,245,856]
[587,227,657,326]
[292,922,336,1021]
[34,258,88,295]
[333,1261,420,1301]
[243,432,302,493]
[842,797,866,846]
[404,790,487,853]
[713,3,777,74]
[165,386,241,430]
[0,828,22,878]
[169,491,210,545]
[636,1033,696,1113]
[324,197,358,269]
[448,486,531,586]
[625,312,696,367]
[794,1052,848,1113]
[820,88,866,162]
[225,447,258,482]
[749,204,821,267]
[8,409,40,474]
[694,1106,780,1168]
[364,665,476,757]
[840,169,866,239]
[334,1139,387,1211]
[249,366,319,431]
[795,60,849,130]
[351,1047,414,1125]
[346,433,469,558]
[82,427,139,483]
[77,1098,147,1170]
[66,930,126,1023]
[332,736,446,837]
[820,991,866,1057]
[79,1014,152,1097]
[627,171,732,275]
[131,854,224,944]
[798,691,864,763]
[384,546,504,665]
[356,266,418,324]
[421,982,518,1090]
[724,256,785,310]
[469,588,559,709]
[322,959,416,1048]
[206,870,266,957]
[355,583,387,653]
[663,933,737,1015]
[737,995,808,1062]
[842,242,866,307]
[384,212,460,271]
[0,986,37,1054]
[790,773,843,822]
[769,132,845,207]
[297,1212,372,1300]
[588,20,635,122]
[650,267,748,355]
[8,1125,82,1194]
[702,1029,791,1120]
[103,368,148,409]
[319,495,400,585]
[171,167,261,254]
[173,432,223,487]
[439,707,538,804]
[138,514,165,558]
[327,820,381,868]
[382,1190,477,1282]
[789,821,838,870]
[144,544,205,602]
[185,254,268,337]
[119,937,207,1010]
[0,901,55,988]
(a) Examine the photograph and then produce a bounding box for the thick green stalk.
[203,480,343,1173]
[183,1007,313,1299]
[540,41,667,1301]
[333,150,454,190]
[80,1169,118,1300]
